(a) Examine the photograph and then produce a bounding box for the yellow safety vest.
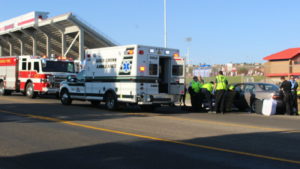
[191,80,201,93]
[216,75,227,90]
[228,85,235,91]
[202,83,213,93]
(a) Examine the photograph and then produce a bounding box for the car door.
[244,84,255,106]
[233,84,249,110]
[68,70,86,99]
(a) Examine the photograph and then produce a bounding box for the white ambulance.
[59,45,185,110]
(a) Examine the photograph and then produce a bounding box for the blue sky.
[1,0,300,64]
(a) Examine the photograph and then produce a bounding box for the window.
[234,84,244,92]
[261,84,279,92]
[149,64,158,75]
[42,61,75,73]
[294,56,300,64]
[245,84,255,93]
[76,70,86,81]
[28,62,32,71]
[34,62,40,72]
[172,65,183,76]
[22,62,27,70]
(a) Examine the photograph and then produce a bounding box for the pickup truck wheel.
[105,92,117,110]
[26,83,37,98]
[60,90,72,105]
[0,81,5,96]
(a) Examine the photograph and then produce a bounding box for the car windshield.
[42,61,75,73]
[258,84,279,92]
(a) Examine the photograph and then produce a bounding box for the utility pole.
[164,0,167,48]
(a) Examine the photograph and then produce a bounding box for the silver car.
[232,82,282,112]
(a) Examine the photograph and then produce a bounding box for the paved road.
[0,94,300,169]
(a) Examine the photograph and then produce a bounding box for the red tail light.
[139,50,144,55]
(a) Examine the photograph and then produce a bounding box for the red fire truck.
[0,55,75,98]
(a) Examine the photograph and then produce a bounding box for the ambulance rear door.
[169,56,185,95]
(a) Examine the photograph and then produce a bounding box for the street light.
[186,37,192,65]
[164,0,167,48]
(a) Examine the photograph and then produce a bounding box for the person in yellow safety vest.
[214,71,228,114]
[228,85,235,91]
[188,76,202,111]
[201,81,214,112]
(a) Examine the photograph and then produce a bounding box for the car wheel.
[60,89,72,105]
[251,100,257,113]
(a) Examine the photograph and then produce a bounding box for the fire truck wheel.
[26,83,37,98]
[60,89,72,105]
[0,81,5,96]
[105,91,118,110]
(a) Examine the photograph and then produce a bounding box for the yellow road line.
[1,96,298,132]
[126,112,298,132]
[0,97,52,104]
[0,109,300,165]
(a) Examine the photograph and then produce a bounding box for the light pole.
[186,37,192,65]
[164,0,167,48]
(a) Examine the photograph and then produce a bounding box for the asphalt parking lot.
[0,94,300,169]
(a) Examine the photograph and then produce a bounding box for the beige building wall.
[264,60,290,75]
[292,55,300,73]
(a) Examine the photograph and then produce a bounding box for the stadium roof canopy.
[0,11,116,61]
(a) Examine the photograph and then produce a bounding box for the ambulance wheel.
[105,92,118,110]
[90,101,100,106]
[26,83,37,98]
[60,89,72,105]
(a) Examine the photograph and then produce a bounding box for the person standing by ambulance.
[280,76,293,115]
[214,71,228,114]
[188,76,202,111]
[289,75,298,115]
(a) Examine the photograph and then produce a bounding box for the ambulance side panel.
[84,46,138,102]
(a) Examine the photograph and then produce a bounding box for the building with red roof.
[263,47,300,79]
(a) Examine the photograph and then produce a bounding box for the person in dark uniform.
[289,75,298,115]
[280,76,293,115]
[214,71,228,114]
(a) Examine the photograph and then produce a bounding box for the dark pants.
[283,91,293,115]
[291,91,298,115]
[201,88,212,111]
[191,93,202,111]
[215,89,226,113]
[224,91,236,112]
[179,93,186,106]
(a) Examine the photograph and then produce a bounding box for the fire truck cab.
[0,55,75,98]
